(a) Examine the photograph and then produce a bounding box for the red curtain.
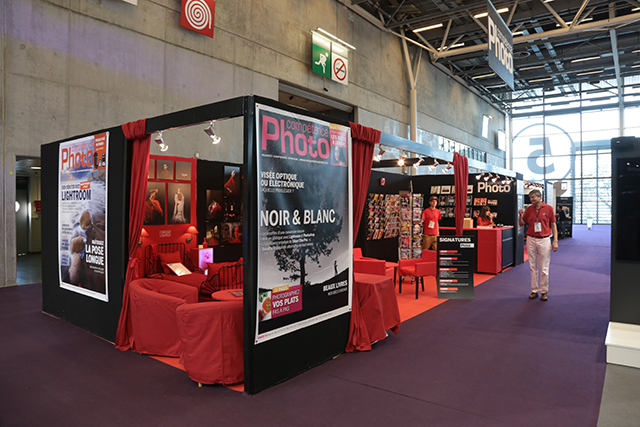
[453,152,468,236]
[346,122,380,352]
[350,122,381,245]
[115,120,151,350]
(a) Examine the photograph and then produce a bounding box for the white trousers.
[527,236,552,294]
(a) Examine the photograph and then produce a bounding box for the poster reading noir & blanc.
[255,104,352,344]
[58,133,108,301]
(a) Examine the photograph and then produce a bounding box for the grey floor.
[13,240,640,425]
[16,252,41,285]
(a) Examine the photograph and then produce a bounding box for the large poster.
[58,133,108,301]
[255,104,352,344]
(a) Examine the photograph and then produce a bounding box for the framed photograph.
[206,223,221,246]
[221,222,243,244]
[430,186,440,194]
[224,165,242,198]
[156,159,174,180]
[175,161,192,181]
[206,190,224,222]
[148,159,155,180]
[144,183,166,225]
[167,182,191,224]
[441,185,451,194]
[224,200,241,221]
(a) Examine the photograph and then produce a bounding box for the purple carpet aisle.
[0,225,609,427]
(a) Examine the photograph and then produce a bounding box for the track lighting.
[491,174,499,183]
[484,173,491,181]
[204,121,221,144]
[476,173,482,180]
[444,163,452,172]
[428,159,439,172]
[397,152,407,167]
[154,131,168,152]
[413,157,424,169]
[374,147,385,162]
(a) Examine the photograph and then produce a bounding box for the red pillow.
[158,251,181,274]
[206,258,243,282]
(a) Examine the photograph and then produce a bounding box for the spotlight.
[397,152,407,167]
[444,163,452,172]
[413,157,424,169]
[484,173,491,181]
[154,131,168,152]
[428,159,439,172]
[374,147,385,162]
[491,174,499,183]
[204,121,221,144]
[476,173,483,180]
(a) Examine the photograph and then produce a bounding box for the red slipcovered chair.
[353,259,395,280]
[353,248,397,284]
[129,278,199,357]
[176,300,244,386]
[398,250,437,299]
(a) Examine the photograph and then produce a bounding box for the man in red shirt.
[422,196,442,251]
[518,189,558,301]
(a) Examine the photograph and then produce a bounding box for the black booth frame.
[41,96,352,395]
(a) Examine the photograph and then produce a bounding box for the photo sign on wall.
[58,133,109,301]
[255,104,352,344]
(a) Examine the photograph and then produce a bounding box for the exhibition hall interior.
[2,0,640,426]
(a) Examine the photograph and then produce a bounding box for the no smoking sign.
[331,53,348,86]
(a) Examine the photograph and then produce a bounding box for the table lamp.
[138,228,149,247]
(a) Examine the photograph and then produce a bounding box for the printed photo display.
[167,182,191,224]
[255,104,352,344]
[58,133,109,301]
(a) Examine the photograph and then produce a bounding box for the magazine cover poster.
[255,104,352,344]
[58,133,109,301]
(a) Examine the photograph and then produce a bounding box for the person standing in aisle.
[422,195,441,251]
[518,189,558,301]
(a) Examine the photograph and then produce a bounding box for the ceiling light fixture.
[154,131,168,152]
[519,65,546,71]
[204,121,221,144]
[476,173,483,181]
[473,73,496,79]
[571,56,600,63]
[529,77,553,83]
[474,8,508,18]
[632,64,640,68]
[428,159,439,172]
[444,163,453,172]
[413,23,443,32]
[577,69,604,76]
[512,31,524,36]
[484,173,492,181]
[413,157,424,169]
[633,49,640,53]
[317,28,356,50]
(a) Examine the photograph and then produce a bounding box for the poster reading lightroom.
[255,104,352,344]
[58,133,108,302]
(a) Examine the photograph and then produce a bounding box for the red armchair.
[398,250,437,299]
[353,248,397,284]
[129,278,199,357]
[176,300,244,386]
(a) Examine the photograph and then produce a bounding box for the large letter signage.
[255,104,352,344]
[487,0,514,90]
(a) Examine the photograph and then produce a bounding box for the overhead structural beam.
[440,20,452,53]
[540,0,568,28]
[401,29,418,142]
[610,5,624,134]
[507,1,519,26]
[570,0,592,31]
[435,12,640,59]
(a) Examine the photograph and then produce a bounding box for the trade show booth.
[41,96,369,394]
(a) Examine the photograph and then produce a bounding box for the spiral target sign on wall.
[180,0,216,38]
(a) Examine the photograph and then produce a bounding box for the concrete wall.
[0,0,506,286]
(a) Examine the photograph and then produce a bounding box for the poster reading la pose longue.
[58,133,108,301]
[255,104,352,344]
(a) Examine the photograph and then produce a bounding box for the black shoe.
[541,293,548,301]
